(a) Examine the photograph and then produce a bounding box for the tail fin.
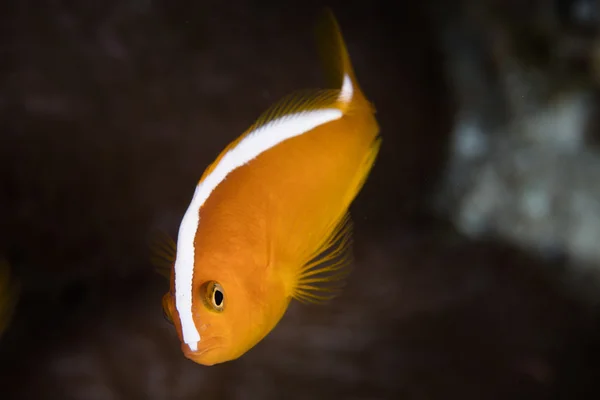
[314,8,362,111]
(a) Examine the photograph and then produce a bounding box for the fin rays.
[198,88,343,187]
[148,229,176,280]
[248,89,341,135]
[292,213,354,305]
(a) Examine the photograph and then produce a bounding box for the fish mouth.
[181,339,223,365]
[182,343,210,357]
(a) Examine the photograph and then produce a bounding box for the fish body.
[155,9,381,366]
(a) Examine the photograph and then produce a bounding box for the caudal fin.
[314,8,362,109]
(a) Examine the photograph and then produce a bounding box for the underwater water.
[1,0,600,398]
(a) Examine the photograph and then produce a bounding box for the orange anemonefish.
[151,8,381,366]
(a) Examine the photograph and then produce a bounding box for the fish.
[0,257,19,340]
[151,8,381,366]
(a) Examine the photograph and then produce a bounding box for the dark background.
[1,0,600,399]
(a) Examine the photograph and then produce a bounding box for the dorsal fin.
[292,212,354,305]
[314,8,361,110]
[247,88,341,133]
[198,88,341,184]
[196,10,360,187]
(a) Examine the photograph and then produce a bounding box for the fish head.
[163,266,290,366]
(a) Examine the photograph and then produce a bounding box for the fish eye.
[201,281,225,312]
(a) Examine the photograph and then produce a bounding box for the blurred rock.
[430,0,600,296]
